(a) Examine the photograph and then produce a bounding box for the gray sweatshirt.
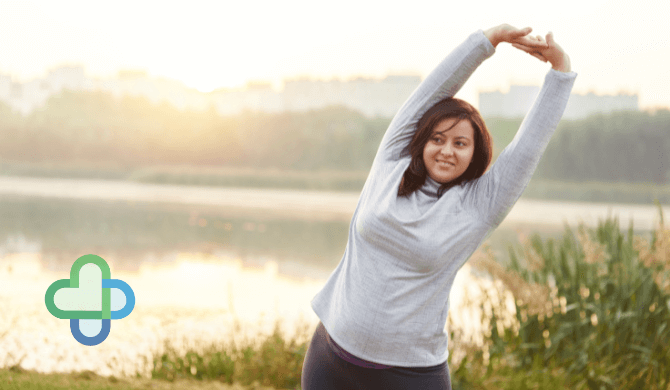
[310,29,577,367]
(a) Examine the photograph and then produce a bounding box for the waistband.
[320,322,393,369]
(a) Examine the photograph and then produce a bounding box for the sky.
[1,0,669,111]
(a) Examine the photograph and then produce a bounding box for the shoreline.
[0,174,666,230]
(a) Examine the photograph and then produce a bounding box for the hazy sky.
[1,0,668,110]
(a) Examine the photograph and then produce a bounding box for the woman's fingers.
[511,43,534,52]
[512,43,536,53]
[511,30,568,68]
[547,32,562,51]
[511,43,548,62]
[513,36,547,51]
[515,27,532,35]
[531,52,548,62]
[516,35,548,47]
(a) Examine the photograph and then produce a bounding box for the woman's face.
[422,118,476,184]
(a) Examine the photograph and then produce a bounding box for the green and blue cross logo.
[45,254,135,346]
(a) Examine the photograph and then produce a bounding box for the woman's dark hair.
[397,97,493,198]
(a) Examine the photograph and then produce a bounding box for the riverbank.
[0,174,667,231]
[1,160,669,205]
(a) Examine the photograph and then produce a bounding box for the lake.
[0,175,666,378]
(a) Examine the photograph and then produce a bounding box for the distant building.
[45,66,86,93]
[478,85,540,118]
[100,76,210,111]
[563,92,639,119]
[0,66,89,115]
[0,66,415,118]
[7,79,52,115]
[210,81,282,115]
[0,67,642,120]
[260,74,421,117]
[0,66,212,115]
[478,86,639,119]
[0,74,11,102]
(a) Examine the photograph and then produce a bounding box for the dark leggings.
[301,321,452,390]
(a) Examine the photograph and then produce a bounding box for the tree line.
[0,90,667,184]
[536,110,670,184]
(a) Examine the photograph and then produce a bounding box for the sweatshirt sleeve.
[467,68,578,227]
[372,30,496,168]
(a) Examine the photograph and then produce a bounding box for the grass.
[0,317,571,390]
[0,365,275,389]
[149,317,310,389]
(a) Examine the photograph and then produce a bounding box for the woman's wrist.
[552,65,571,73]
[551,54,571,73]
[483,27,500,48]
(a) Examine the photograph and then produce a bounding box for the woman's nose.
[440,144,453,156]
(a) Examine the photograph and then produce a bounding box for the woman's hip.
[301,321,451,390]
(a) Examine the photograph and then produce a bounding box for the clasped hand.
[484,24,571,73]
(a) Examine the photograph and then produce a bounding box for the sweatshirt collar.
[420,175,441,198]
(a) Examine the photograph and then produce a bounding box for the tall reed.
[468,201,670,389]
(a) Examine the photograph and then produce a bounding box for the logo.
[45,254,135,346]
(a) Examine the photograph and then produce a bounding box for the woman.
[301,24,576,389]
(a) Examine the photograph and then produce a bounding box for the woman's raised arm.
[466,31,576,227]
[372,25,548,169]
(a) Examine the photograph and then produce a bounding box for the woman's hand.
[511,31,572,73]
[484,24,549,50]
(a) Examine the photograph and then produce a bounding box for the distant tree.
[2,89,667,185]
[536,110,670,184]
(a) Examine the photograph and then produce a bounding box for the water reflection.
[0,194,349,276]
[0,194,580,274]
[0,250,501,378]
[0,252,324,377]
